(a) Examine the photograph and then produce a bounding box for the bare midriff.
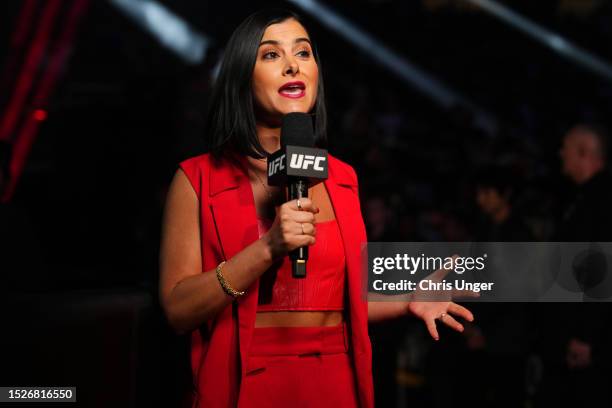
[255,311,343,327]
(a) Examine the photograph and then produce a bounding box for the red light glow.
[33,109,47,121]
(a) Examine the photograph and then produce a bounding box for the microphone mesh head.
[281,113,314,147]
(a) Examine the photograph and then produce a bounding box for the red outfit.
[179,153,373,408]
[256,219,346,311]
[238,323,358,408]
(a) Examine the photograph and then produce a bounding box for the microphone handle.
[289,179,308,278]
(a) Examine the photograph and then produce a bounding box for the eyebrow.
[259,37,312,47]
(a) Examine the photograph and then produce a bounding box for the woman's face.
[252,18,318,125]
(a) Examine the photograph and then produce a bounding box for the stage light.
[464,0,612,83]
[108,0,208,65]
[288,0,459,108]
[287,0,497,135]
[33,109,47,121]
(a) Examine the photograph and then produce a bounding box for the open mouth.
[278,81,306,98]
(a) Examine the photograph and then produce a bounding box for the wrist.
[397,300,412,318]
[258,233,276,264]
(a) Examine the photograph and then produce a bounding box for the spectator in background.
[555,123,612,241]
[474,165,534,242]
[535,124,612,407]
[364,194,401,242]
[451,165,532,407]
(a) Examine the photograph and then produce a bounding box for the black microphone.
[267,113,328,278]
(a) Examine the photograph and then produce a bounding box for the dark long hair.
[205,9,327,159]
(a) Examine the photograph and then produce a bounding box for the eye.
[262,50,279,60]
[296,49,311,58]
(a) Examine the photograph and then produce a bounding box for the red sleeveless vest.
[178,153,373,408]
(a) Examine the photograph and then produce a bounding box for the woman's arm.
[158,169,272,334]
[159,169,318,334]
[368,295,474,340]
[365,253,477,340]
[368,295,412,322]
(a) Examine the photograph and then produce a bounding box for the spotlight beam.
[287,0,497,134]
[108,0,209,65]
[464,0,612,83]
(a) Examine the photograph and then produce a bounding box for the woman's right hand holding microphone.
[263,198,319,260]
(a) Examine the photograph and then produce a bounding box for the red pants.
[237,322,359,408]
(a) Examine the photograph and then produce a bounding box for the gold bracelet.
[216,261,246,298]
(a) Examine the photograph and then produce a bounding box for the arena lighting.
[287,0,497,135]
[464,0,612,83]
[1,0,89,202]
[288,0,459,107]
[33,109,47,121]
[108,0,208,64]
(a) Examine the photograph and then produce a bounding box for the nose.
[283,56,299,76]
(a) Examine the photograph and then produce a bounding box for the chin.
[289,100,317,112]
[277,106,310,116]
[275,97,315,112]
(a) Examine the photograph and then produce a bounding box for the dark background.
[1,0,611,406]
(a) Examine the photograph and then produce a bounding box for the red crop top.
[256,218,346,311]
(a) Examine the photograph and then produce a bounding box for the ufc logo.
[268,154,286,176]
[289,154,326,171]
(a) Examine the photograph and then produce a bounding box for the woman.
[159,9,474,408]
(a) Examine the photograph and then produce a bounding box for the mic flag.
[268,113,328,187]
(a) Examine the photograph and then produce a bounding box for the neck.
[246,122,281,175]
[256,121,281,154]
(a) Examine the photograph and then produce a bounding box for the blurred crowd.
[365,121,612,407]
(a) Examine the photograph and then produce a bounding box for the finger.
[425,318,440,341]
[296,234,316,247]
[440,313,464,333]
[296,222,316,236]
[290,211,316,224]
[289,198,319,214]
[448,302,475,322]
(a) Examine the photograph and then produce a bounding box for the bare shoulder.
[170,167,197,197]
[163,168,199,236]
[159,168,202,302]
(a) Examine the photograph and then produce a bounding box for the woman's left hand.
[407,299,474,341]
[407,255,476,341]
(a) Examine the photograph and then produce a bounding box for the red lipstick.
[278,81,306,99]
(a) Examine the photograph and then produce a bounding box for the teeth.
[281,87,303,94]
[281,84,304,91]
[281,86,304,95]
